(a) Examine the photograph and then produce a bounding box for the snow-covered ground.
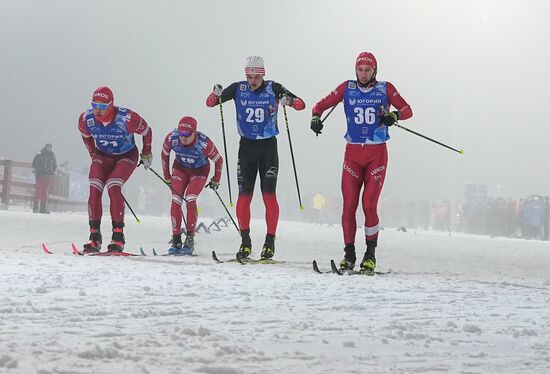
[1,209,549,374]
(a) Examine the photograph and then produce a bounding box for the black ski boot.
[360,240,377,272]
[260,234,275,260]
[107,222,125,252]
[182,234,195,255]
[236,229,252,259]
[168,234,183,255]
[339,244,356,270]
[83,220,102,254]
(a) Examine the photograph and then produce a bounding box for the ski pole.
[212,189,239,232]
[320,104,338,124]
[393,123,464,154]
[147,166,188,228]
[122,193,140,223]
[219,97,234,207]
[282,105,304,210]
[312,104,338,138]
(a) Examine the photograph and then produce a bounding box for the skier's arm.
[206,82,239,107]
[311,81,347,117]
[78,113,96,157]
[272,82,306,111]
[386,81,413,121]
[204,139,223,183]
[126,111,152,155]
[161,132,172,180]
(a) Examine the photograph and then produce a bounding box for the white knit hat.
[245,56,265,76]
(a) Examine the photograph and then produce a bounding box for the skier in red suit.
[161,116,223,255]
[311,52,413,272]
[78,86,153,253]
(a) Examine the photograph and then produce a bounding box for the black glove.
[310,115,323,136]
[207,179,220,190]
[381,111,399,126]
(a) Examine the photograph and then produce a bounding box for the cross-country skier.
[78,86,153,253]
[310,52,413,272]
[206,56,305,260]
[161,116,223,255]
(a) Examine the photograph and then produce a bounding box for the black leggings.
[237,137,278,195]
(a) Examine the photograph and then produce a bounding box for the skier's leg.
[236,140,259,258]
[257,138,279,259]
[340,144,366,269]
[85,153,114,251]
[360,143,388,271]
[183,165,209,236]
[105,148,138,250]
[169,166,187,254]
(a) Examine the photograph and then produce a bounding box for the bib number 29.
[245,108,265,123]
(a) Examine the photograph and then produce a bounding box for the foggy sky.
[1,0,549,208]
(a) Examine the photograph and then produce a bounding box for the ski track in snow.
[1,211,550,373]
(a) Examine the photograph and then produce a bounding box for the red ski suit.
[79,108,152,224]
[312,80,412,245]
[161,132,223,235]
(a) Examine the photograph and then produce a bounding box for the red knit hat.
[178,116,198,135]
[92,86,114,104]
[355,52,377,69]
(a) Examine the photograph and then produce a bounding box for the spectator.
[32,143,57,213]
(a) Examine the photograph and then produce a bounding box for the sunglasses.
[178,131,193,137]
[91,101,111,111]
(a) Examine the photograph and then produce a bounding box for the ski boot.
[339,244,356,271]
[236,229,252,260]
[260,234,275,260]
[107,223,125,252]
[83,220,102,254]
[360,240,377,272]
[168,234,183,255]
[181,234,195,255]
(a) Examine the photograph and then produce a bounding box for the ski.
[212,250,240,263]
[71,243,141,256]
[312,260,331,274]
[212,250,285,265]
[329,259,387,276]
[140,247,147,256]
[236,255,285,265]
[41,243,53,254]
[160,252,198,257]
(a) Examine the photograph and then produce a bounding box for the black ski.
[312,260,331,274]
[330,259,387,276]
[212,250,284,264]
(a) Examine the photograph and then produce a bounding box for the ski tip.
[152,248,158,256]
[41,243,53,254]
[71,243,81,255]
[312,260,321,274]
[139,247,147,256]
[330,259,343,275]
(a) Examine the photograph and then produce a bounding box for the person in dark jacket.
[32,143,57,213]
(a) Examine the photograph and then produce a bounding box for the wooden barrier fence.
[0,159,87,211]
